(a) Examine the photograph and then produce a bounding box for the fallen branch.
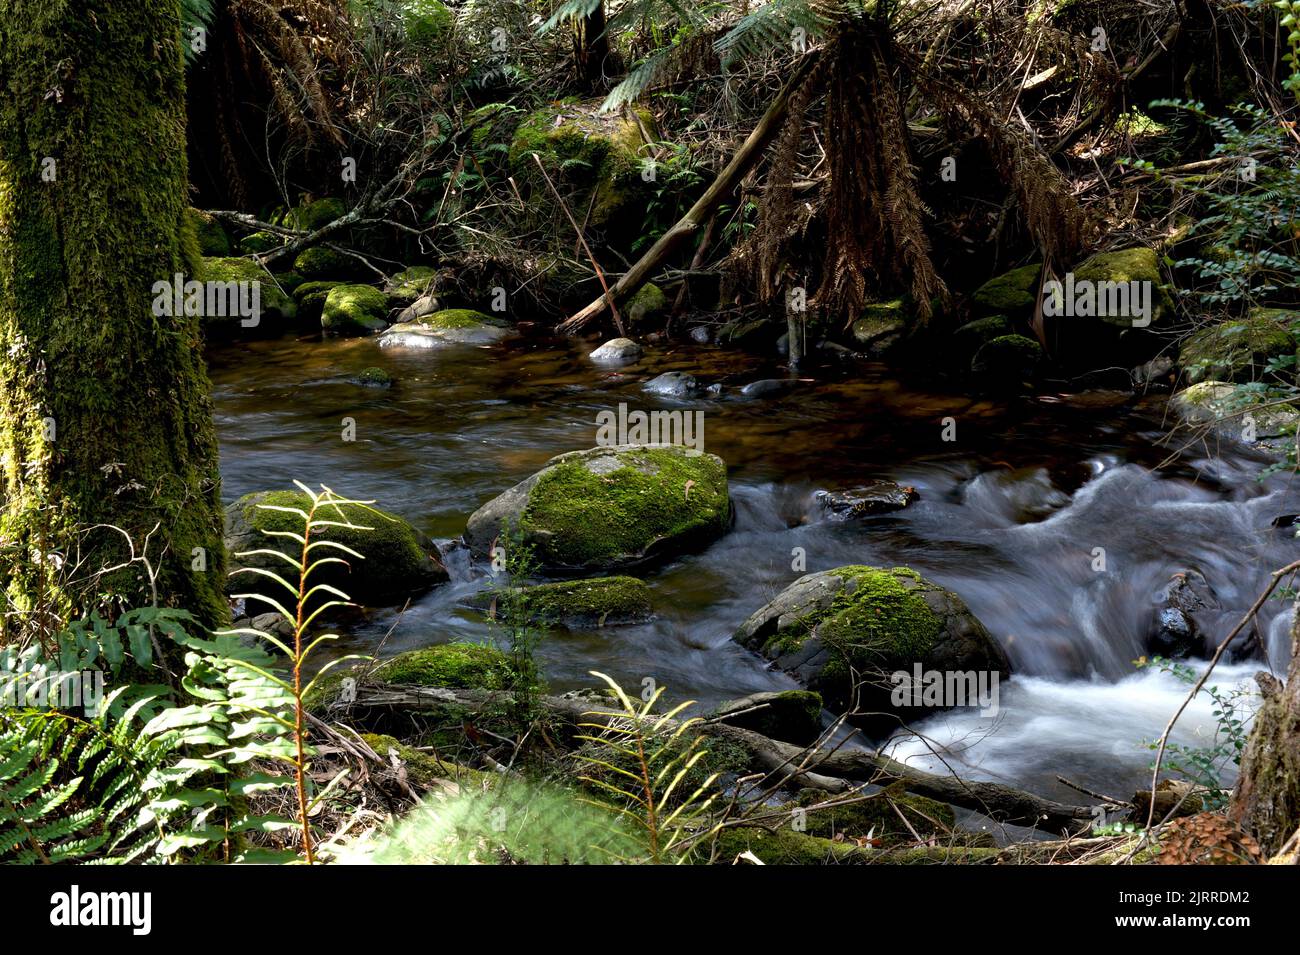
[339,683,1099,833]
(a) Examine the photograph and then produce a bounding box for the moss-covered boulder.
[379,309,513,348]
[198,257,296,329]
[733,566,1009,726]
[509,99,655,230]
[952,315,1011,355]
[479,576,654,628]
[1171,379,1299,444]
[283,197,346,232]
[293,245,366,280]
[373,642,512,689]
[239,231,282,255]
[384,265,439,309]
[711,690,823,745]
[1179,308,1299,383]
[713,825,869,864]
[971,263,1041,315]
[186,208,230,256]
[350,366,394,388]
[465,445,731,573]
[293,280,344,323]
[626,283,668,326]
[971,333,1043,379]
[224,490,447,608]
[1070,247,1173,327]
[851,299,909,357]
[321,284,390,336]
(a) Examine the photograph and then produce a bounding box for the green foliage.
[1127,100,1300,306]
[1137,656,1255,810]
[575,672,720,863]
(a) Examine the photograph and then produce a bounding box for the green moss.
[186,208,230,256]
[509,576,653,626]
[359,733,493,790]
[712,826,868,864]
[374,642,512,690]
[519,447,730,569]
[283,197,346,232]
[321,283,389,335]
[851,298,909,347]
[870,845,1000,865]
[972,263,1042,314]
[385,265,438,307]
[239,230,282,254]
[416,308,503,330]
[198,257,295,323]
[1071,247,1172,326]
[626,283,668,325]
[294,245,363,280]
[971,333,1044,377]
[352,366,394,387]
[294,280,344,323]
[402,0,453,46]
[790,788,955,843]
[952,315,1011,350]
[1179,308,1298,383]
[232,490,440,603]
[764,566,945,678]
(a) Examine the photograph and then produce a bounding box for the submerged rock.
[321,283,390,336]
[733,565,1009,729]
[350,366,394,388]
[464,444,731,573]
[379,309,512,348]
[589,337,644,365]
[475,576,654,627]
[225,490,447,608]
[814,481,918,520]
[643,371,703,398]
[1150,570,1221,658]
[740,378,802,398]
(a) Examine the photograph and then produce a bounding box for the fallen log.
[340,683,1099,834]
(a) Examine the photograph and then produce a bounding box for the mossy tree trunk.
[1229,599,1300,858]
[0,0,228,634]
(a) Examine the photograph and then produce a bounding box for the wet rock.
[643,371,703,398]
[589,337,643,365]
[740,378,801,398]
[733,566,1009,730]
[395,291,442,323]
[322,284,390,336]
[471,576,654,628]
[689,326,713,344]
[464,444,731,573]
[1150,570,1220,658]
[1171,379,1300,444]
[225,490,447,609]
[851,299,908,357]
[814,481,918,520]
[711,690,824,746]
[379,309,512,348]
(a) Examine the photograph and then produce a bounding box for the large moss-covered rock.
[972,263,1041,315]
[465,445,731,572]
[239,231,283,255]
[225,490,447,607]
[186,207,230,256]
[733,566,1009,724]
[283,197,346,232]
[1171,379,1299,444]
[379,309,513,348]
[509,99,656,229]
[321,284,390,335]
[198,257,296,328]
[373,642,512,689]
[971,334,1043,379]
[294,245,366,280]
[713,826,869,864]
[1179,309,1299,383]
[952,315,1011,355]
[711,690,823,745]
[626,282,668,326]
[1070,246,1173,327]
[481,576,654,627]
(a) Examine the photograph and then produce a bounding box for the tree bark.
[0,0,228,631]
[558,50,821,334]
[1229,596,1300,857]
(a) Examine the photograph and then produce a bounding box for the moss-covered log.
[0,0,228,630]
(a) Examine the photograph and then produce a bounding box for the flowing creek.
[208,330,1300,811]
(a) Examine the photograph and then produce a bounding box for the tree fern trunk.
[0,0,228,632]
